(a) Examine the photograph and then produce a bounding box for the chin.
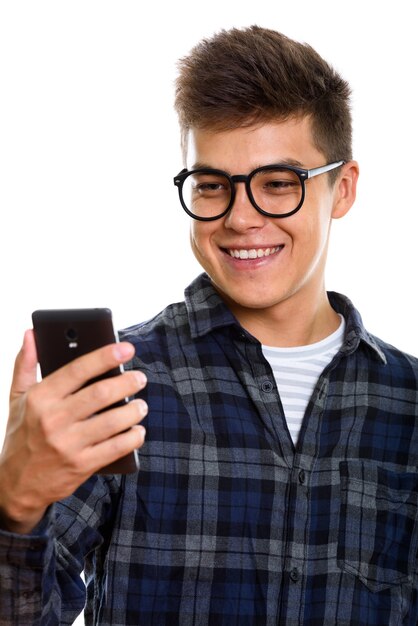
[217,286,281,311]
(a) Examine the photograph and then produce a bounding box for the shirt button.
[261,380,274,392]
[290,568,300,582]
[298,470,306,484]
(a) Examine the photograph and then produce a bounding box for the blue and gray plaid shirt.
[1,273,418,625]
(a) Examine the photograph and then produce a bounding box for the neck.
[225,286,340,348]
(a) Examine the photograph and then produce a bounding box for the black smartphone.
[31,308,140,474]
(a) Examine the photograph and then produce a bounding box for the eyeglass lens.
[181,168,303,219]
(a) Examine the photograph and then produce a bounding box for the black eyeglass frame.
[173,160,345,221]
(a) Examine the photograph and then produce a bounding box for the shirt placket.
[278,375,330,624]
[244,331,332,624]
[229,328,347,623]
[231,331,295,463]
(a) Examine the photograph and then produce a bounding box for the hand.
[0,330,147,534]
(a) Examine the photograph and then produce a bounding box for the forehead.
[185,117,323,171]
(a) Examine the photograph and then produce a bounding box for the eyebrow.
[190,157,305,172]
[191,161,216,170]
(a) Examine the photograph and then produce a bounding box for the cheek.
[189,223,201,255]
[189,222,213,262]
[286,207,332,260]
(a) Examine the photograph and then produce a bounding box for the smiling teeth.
[228,246,282,259]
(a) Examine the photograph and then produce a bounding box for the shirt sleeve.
[0,473,121,625]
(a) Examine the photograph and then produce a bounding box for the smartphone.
[31,308,140,474]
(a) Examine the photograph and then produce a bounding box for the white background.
[0,2,416,623]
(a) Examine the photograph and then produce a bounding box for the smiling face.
[187,117,358,342]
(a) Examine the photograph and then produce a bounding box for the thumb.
[10,330,39,402]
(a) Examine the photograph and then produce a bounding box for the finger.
[77,398,148,447]
[40,342,136,398]
[82,424,146,474]
[10,330,38,402]
[60,369,147,423]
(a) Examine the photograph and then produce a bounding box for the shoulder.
[367,332,418,383]
[119,300,189,343]
[118,301,192,375]
[329,291,418,383]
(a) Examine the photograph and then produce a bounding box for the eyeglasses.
[173,161,345,221]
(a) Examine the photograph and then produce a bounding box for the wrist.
[0,504,47,534]
[0,480,47,535]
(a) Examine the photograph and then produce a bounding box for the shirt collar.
[185,273,386,364]
[185,273,237,337]
[327,291,386,363]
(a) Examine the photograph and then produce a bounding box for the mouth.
[224,245,284,259]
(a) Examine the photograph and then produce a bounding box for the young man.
[1,26,417,626]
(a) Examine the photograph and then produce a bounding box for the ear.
[331,160,359,219]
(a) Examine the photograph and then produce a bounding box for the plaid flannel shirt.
[1,273,418,625]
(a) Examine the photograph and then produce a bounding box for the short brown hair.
[175,25,352,167]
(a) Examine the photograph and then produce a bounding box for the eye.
[191,174,230,196]
[253,169,301,195]
[265,179,297,190]
[194,181,226,193]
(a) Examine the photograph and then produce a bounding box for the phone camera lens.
[65,327,78,341]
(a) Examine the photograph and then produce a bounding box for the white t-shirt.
[262,315,345,446]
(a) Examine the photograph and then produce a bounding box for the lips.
[226,245,284,259]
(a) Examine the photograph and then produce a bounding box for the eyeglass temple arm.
[307,161,345,179]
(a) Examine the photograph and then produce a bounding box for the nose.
[224,180,266,231]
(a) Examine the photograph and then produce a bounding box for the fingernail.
[137,399,148,416]
[114,342,134,361]
[134,371,147,386]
